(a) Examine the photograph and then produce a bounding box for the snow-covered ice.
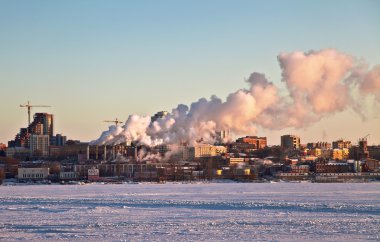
[0,182,379,241]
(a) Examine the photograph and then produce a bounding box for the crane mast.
[19,100,51,127]
[104,118,123,127]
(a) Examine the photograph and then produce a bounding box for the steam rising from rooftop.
[91,49,380,147]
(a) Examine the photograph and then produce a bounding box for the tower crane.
[104,118,123,127]
[361,134,370,141]
[19,101,51,126]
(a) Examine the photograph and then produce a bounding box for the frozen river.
[0,182,379,241]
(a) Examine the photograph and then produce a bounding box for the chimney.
[134,147,138,161]
[86,145,90,160]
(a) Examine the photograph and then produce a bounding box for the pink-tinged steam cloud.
[91,49,380,147]
[278,49,353,114]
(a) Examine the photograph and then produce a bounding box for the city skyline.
[1,1,380,145]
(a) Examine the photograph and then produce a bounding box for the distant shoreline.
[2,179,380,187]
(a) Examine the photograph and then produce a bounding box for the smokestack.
[90,49,380,160]
[104,145,107,161]
[112,145,115,160]
[86,145,90,160]
[96,145,98,160]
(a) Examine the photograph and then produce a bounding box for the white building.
[88,167,99,181]
[18,167,49,180]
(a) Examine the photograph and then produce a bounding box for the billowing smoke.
[91,49,380,148]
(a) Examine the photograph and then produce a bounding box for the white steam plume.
[91,49,380,147]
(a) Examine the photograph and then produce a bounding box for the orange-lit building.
[332,139,352,149]
[235,136,267,149]
[281,135,300,150]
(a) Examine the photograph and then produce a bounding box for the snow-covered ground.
[0,182,379,241]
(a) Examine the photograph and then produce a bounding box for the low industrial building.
[59,171,78,181]
[316,162,352,173]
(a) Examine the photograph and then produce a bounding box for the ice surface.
[0,183,379,241]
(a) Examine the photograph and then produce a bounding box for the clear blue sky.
[1,0,379,145]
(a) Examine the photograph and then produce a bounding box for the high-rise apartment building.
[29,134,50,157]
[281,135,300,150]
[9,113,53,148]
[31,113,53,137]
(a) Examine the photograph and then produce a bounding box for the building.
[236,136,267,149]
[332,149,342,160]
[364,159,379,172]
[49,143,92,160]
[8,113,53,149]
[307,142,331,150]
[0,165,4,184]
[18,167,50,180]
[32,113,54,137]
[332,139,352,149]
[59,171,78,181]
[229,136,267,154]
[290,165,309,174]
[227,157,245,164]
[368,145,380,160]
[6,147,30,160]
[29,134,50,158]
[281,135,300,150]
[309,148,322,157]
[315,162,351,173]
[230,142,255,154]
[50,134,67,146]
[350,139,370,160]
[8,128,29,148]
[0,157,20,179]
[358,138,369,158]
[88,167,100,181]
[331,148,349,160]
[216,130,231,143]
[190,144,227,159]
